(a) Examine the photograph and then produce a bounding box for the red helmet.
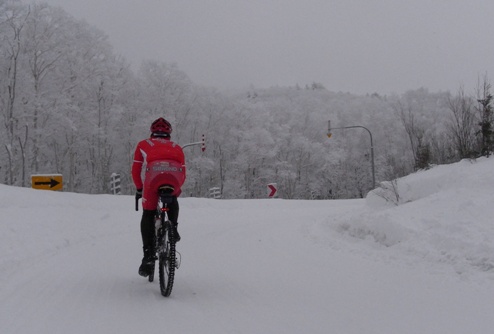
[150,117,172,135]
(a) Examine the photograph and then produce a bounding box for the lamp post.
[327,120,376,190]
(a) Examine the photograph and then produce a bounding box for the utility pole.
[327,120,376,190]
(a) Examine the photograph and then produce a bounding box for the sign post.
[31,174,63,191]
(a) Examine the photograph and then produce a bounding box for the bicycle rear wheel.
[159,221,176,297]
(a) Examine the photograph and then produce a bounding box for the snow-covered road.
[2,157,494,333]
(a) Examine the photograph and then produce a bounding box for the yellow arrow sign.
[31,174,63,191]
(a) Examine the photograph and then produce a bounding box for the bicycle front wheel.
[159,221,176,297]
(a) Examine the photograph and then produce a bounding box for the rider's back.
[132,137,186,197]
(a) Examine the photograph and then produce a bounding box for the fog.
[38,0,494,94]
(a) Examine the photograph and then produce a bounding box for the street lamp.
[327,120,376,190]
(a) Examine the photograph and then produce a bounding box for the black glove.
[135,189,143,201]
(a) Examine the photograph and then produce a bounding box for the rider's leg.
[140,209,155,253]
[139,209,156,277]
[167,197,181,242]
[139,181,159,276]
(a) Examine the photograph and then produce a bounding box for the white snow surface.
[2,157,494,334]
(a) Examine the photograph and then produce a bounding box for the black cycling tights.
[141,197,179,250]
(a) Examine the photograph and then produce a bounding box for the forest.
[1,0,493,199]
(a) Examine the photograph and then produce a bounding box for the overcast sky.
[41,0,494,95]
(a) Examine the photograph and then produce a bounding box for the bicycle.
[136,185,180,297]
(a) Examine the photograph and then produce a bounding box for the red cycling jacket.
[132,136,186,210]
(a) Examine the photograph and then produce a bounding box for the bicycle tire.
[159,220,176,297]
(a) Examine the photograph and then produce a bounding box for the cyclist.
[132,117,186,277]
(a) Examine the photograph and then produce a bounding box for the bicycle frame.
[154,194,172,257]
